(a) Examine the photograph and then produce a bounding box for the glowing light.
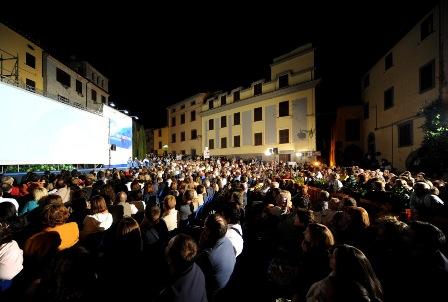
[313,161,321,167]
[264,149,272,156]
[295,152,302,157]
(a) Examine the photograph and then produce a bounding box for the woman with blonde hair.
[81,196,113,240]
[162,195,178,232]
[20,187,48,216]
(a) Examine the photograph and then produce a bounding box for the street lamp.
[109,102,116,108]
[130,115,139,120]
[119,109,129,114]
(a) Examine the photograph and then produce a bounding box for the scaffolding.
[0,48,19,84]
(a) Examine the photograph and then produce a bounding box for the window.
[221,116,227,128]
[181,132,185,141]
[56,68,71,87]
[234,90,240,101]
[92,73,96,82]
[25,78,35,91]
[191,100,196,106]
[101,95,106,104]
[279,74,288,88]
[398,121,413,147]
[101,79,104,87]
[221,95,226,106]
[171,108,175,113]
[181,104,185,109]
[421,13,434,41]
[158,129,162,137]
[158,142,162,149]
[279,129,289,144]
[279,101,289,117]
[76,80,82,94]
[191,129,197,140]
[221,137,227,148]
[254,133,262,145]
[209,139,214,149]
[254,107,262,121]
[364,102,369,120]
[181,150,186,155]
[363,74,370,89]
[254,83,262,95]
[234,135,240,147]
[172,134,176,143]
[234,112,240,125]
[191,110,196,121]
[97,76,100,85]
[345,119,360,141]
[420,59,435,93]
[91,89,97,102]
[384,87,394,110]
[209,100,213,109]
[385,53,393,70]
[171,117,176,127]
[26,53,35,68]
[181,113,185,124]
[209,119,214,130]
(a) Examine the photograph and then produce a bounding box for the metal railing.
[0,76,103,116]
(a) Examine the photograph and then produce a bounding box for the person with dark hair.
[307,244,383,302]
[81,196,113,240]
[29,246,98,302]
[221,202,244,257]
[158,234,207,302]
[196,214,236,299]
[400,221,448,301]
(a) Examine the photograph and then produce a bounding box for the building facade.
[201,44,319,162]
[69,61,109,111]
[361,3,447,171]
[332,106,363,166]
[0,23,44,92]
[145,128,154,154]
[43,54,106,111]
[167,93,207,156]
[153,127,169,156]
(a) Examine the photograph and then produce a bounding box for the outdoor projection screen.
[102,105,133,166]
[0,81,109,164]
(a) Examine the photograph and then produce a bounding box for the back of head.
[42,203,70,227]
[343,197,357,207]
[166,234,198,273]
[203,213,228,244]
[408,220,446,253]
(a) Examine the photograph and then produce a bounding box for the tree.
[132,121,147,159]
[418,99,448,176]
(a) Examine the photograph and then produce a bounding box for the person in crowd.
[81,196,113,240]
[158,234,207,302]
[307,244,383,302]
[19,187,48,216]
[0,222,23,293]
[197,214,236,299]
[162,195,178,233]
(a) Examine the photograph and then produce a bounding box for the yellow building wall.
[362,8,439,171]
[202,88,316,159]
[271,50,314,79]
[153,127,169,155]
[0,24,43,91]
[167,94,205,155]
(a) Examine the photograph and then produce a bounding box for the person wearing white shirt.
[221,202,244,257]
[81,196,113,239]
[0,188,19,213]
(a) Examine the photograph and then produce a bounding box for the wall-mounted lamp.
[130,116,139,120]
[109,102,116,107]
[119,109,129,114]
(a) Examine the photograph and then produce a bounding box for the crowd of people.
[0,154,447,301]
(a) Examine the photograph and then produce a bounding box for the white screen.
[0,81,109,164]
[102,105,133,166]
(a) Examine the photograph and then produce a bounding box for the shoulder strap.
[230,226,242,238]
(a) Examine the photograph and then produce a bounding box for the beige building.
[361,2,448,171]
[0,23,44,92]
[201,44,320,162]
[167,93,207,156]
[153,127,169,156]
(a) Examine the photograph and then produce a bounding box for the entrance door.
[279,154,291,162]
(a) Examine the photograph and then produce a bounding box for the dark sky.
[1,1,439,128]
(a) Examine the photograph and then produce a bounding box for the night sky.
[1,1,439,129]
